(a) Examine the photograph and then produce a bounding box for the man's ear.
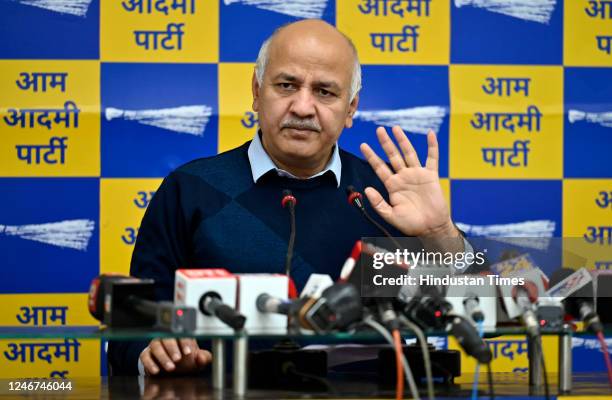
[252,71,260,112]
[344,93,359,128]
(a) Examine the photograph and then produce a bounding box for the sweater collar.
[247,131,342,188]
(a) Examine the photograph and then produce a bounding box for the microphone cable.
[363,316,420,400]
[393,328,405,400]
[471,320,495,400]
[281,189,297,278]
[399,315,435,400]
[471,320,483,400]
[486,362,495,400]
[535,336,550,400]
[596,331,612,389]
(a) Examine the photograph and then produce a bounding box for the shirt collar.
[247,131,342,188]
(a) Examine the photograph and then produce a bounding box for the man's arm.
[107,172,211,375]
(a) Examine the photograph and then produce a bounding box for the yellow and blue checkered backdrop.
[0,0,611,378]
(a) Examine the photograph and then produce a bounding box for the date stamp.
[7,380,72,392]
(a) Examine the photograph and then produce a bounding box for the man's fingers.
[149,340,176,372]
[140,347,160,376]
[391,125,421,168]
[425,130,439,171]
[360,143,392,182]
[364,187,393,222]
[161,338,183,362]
[376,126,406,172]
[196,350,213,368]
[178,338,197,356]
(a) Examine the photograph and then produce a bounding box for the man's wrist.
[418,220,463,254]
[419,219,460,240]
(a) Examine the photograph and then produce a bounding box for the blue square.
[340,65,450,178]
[451,0,562,65]
[451,180,562,274]
[564,67,612,178]
[0,178,99,294]
[220,0,335,62]
[0,0,99,59]
[101,63,218,177]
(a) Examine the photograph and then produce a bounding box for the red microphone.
[346,185,400,248]
[281,189,297,208]
[346,185,364,209]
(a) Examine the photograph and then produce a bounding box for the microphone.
[174,268,242,333]
[463,293,485,323]
[236,273,289,334]
[256,283,363,333]
[445,274,497,328]
[199,291,246,330]
[511,280,540,337]
[88,274,197,332]
[281,189,297,278]
[339,240,362,283]
[304,283,363,333]
[256,293,291,315]
[548,268,602,333]
[401,287,493,363]
[448,315,492,364]
[346,186,401,248]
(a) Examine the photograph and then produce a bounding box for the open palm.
[360,125,453,238]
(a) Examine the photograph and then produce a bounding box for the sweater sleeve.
[107,171,192,375]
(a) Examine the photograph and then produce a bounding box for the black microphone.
[199,291,246,330]
[346,185,401,248]
[448,315,492,364]
[126,296,197,333]
[401,288,492,363]
[256,293,292,315]
[256,284,362,333]
[549,268,603,333]
[88,274,196,332]
[281,189,297,278]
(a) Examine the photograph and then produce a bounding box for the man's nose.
[289,89,316,118]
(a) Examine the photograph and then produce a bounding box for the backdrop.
[0,0,610,379]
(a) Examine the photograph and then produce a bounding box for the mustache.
[281,118,321,132]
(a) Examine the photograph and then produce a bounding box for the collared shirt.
[247,131,342,188]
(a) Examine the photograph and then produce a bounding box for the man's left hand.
[360,125,459,239]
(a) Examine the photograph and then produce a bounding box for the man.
[108,19,463,376]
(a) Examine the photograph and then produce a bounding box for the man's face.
[252,30,359,174]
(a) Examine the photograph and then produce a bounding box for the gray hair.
[254,26,362,103]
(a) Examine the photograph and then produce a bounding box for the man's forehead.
[266,36,353,84]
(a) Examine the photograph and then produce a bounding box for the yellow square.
[450,65,563,179]
[0,61,100,177]
[100,178,163,276]
[449,335,558,383]
[101,0,218,62]
[337,0,450,65]
[0,339,100,378]
[563,179,612,270]
[565,0,612,66]
[0,294,98,326]
[218,63,258,153]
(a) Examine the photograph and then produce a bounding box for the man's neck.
[261,137,333,179]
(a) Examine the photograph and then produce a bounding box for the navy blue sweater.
[107,141,401,375]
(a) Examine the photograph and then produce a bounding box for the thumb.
[364,187,393,222]
[195,349,212,368]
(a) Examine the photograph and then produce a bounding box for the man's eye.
[317,88,334,97]
[278,82,295,90]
